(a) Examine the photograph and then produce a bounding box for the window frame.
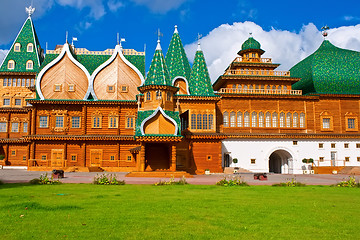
[39,116,49,128]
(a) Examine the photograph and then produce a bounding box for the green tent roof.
[165,27,191,81]
[291,40,360,95]
[0,17,43,73]
[188,44,215,96]
[144,40,171,86]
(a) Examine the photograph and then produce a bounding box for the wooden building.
[0,10,359,175]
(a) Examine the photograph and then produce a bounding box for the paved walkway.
[0,169,359,185]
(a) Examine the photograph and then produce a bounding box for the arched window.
[266,85,270,90]
[232,84,236,89]
[237,112,242,127]
[209,114,214,130]
[8,78,12,86]
[14,43,21,52]
[251,112,257,127]
[223,111,229,127]
[286,112,292,128]
[26,60,33,70]
[272,85,276,90]
[280,112,285,128]
[146,92,151,101]
[249,85,253,90]
[300,113,305,128]
[197,114,202,129]
[17,78,21,87]
[191,114,196,129]
[230,111,236,127]
[27,43,34,52]
[293,113,298,128]
[3,78,7,87]
[258,112,264,127]
[277,85,281,90]
[156,90,162,99]
[203,114,208,130]
[265,112,271,127]
[243,85,248,90]
[283,85,287,90]
[21,78,25,87]
[166,92,172,101]
[272,112,278,128]
[7,60,15,70]
[244,111,250,127]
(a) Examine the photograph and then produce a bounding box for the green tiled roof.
[188,45,215,96]
[291,40,360,95]
[40,52,145,76]
[165,28,191,81]
[0,17,43,73]
[135,109,181,136]
[144,41,171,86]
[241,37,261,51]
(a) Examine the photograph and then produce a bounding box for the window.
[322,118,330,129]
[293,113,298,128]
[126,155,132,162]
[21,78,25,87]
[191,114,196,129]
[223,111,229,127]
[11,150,16,156]
[166,92,172,101]
[68,84,75,92]
[207,155,212,161]
[319,157,324,162]
[286,113,292,128]
[237,112,242,127]
[92,116,101,128]
[12,78,16,86]
[3,78,7,86]
[11,122,19,132]
[110,155,115,161]
[41,155,47,161]
[126,116,134,129]
[358,157,360,162]
[244,112,250,127]
[319,143,324,148]
[293,141,298,146]
[331,143,336,148]
[3,98,10,106]
[15,99,21,106]
[26,79,30,87]
[265,112,271,128]
[30,79,34,87]
[344,143,349,148]
[109,116,118,128]
[346,117,358,131]
[23,122,28,133]
[209,114,214,130]
[27,43,34,52]
[7,60,15,70]
[146,92,151,101]
[121,85,128,93]
[272,113,278,128]
[107,85,115,93]
[71,116,80,128]
[251,159,256,164]
[39,116,48,128]
[357,144,360,148]
[17,78,21,86]
[279,112,285,127]
[26,60,33,70]
[258,112,264,128]
[156,90,162,100]
[230,112,236,127]
[203,114,208,130]
[54,84,62,92]
[320,112,333,131]
[300,113,305,128]
[55,116,64,128]
[14,43,21,52]
[0,122,7,132]
[23,156,26,161]
[345,157,350,162]
[71,155,77,162]
[251,112,257,127]
[197,114,202,129]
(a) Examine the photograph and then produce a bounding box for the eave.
[0,107,32,113]
[176,95,220,102]
[216,93,319,100]
[0,138,29,143]
[224,133,360,139]
[25,135,135,141]
[27,99,138,105]
[135,135,183,142]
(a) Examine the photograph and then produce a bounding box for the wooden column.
[30,142,35,160]
[82,142,86,167]
[64,142,67,167]
[31,108,36,135]
[6,112,10,138]
[117,142,120,167]
[4,144,9,165]
[82,105,87,135]
[27,110,31,136]
[139,143,145,171]
[171,144,176,171]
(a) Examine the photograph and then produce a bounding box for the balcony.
[218,88,302,95]
[233,56,272,63]
[224,69,290,77]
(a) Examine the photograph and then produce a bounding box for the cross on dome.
[26,5,35,17]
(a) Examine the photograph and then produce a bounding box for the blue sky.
[1,0,360,81]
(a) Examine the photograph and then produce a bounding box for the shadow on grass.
[0,201,83,211]
[0,182,39,190]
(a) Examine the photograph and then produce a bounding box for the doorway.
[145,143,170,171]
[90,149,102,167]
[269,150,292,174]
[51,149,64,167]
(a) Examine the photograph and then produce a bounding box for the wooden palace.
[0,9,359,175]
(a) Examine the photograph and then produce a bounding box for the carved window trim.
[125,112,135,129]
[92,111,102,128]
[345,113,358,132]
[108,112,119,128]
[320,112,333,131]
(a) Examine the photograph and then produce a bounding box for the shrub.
[232,158,238,164]
[154,176,188,186]
[93,173,125,185]
[0,180,4,185]
[0,155,4,160]
[302,158,314,163]
[216,176,249,186]
[334,176,360,188]
[29,173,62,185]
[272,178,306,187]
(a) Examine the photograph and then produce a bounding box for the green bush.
[29,173,62,185]
[0,155,5,160]
[154,176,188,186]
[216,177,249,186]
[334,176,360,188]
[272,178,306,187]
[232,158,238,164]
[93,173,125,185]
[0,180,4,185]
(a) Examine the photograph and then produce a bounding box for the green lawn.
[0,184,359,239]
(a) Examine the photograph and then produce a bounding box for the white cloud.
[131,0,188,14]
[107,0,124,12]
[184,22,360,82]
[56,0,106,20]
[0,50,9,66]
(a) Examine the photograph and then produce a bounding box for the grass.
[0,184,360,239]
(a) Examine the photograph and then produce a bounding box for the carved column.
[30,142,35,160]
[6,112,10,138]
[82,142,86,167]
[4,144,9,165]
[139,143,145,171]
[117,142,120,167]
[31,108,36,135]
[82,105,87,135]
[64,142,67,167]
[171,144,176,171]
[27,110,31,136]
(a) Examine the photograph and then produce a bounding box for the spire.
[188,46,214,96]
[26,5,35,17]
[144,40,171,86]
[197,33,202,51]
[165,26,191,81]
[0,15,43,72]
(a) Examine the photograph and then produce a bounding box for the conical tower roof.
[188,43,215,96]
[144,40,171,86]
[165,26,191,81]
[0,16,43,73]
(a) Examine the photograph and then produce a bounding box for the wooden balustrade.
[218,88,302,95]
[315,159,346,167]
[225,69,290,76]
[233,57,272,63]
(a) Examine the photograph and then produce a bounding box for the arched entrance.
[269,150,293,174]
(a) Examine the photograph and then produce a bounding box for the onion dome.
[291,40,360,95]
[238,36,265,55]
